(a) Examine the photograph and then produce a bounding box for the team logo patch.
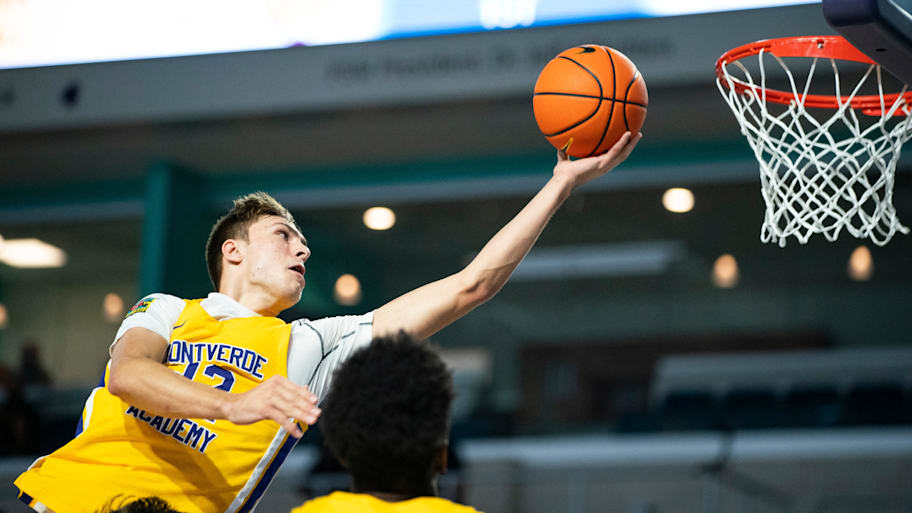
[125,297,155,318]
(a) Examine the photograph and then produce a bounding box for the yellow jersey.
[291,492,482,513]
[16,299,298,513]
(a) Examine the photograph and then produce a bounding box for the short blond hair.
[205,192,298,290]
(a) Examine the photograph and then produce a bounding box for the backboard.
[823,0,912,84]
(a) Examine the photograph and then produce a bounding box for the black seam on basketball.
[587,47,616,158]
[556,56,603,97]
[623,71,640,131]
[534,91,646,108]
[540,56,604,137]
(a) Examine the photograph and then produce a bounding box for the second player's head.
[206,192,309,314]
[98,495,184,513]
[320,332,454,496]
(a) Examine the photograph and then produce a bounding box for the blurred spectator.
[0,340,52,455]
[0,380,41,455]
[0,361,15,392]
[19,339,52,387]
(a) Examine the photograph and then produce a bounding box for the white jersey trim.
[200,292,261,321]
[111,293,185,354]
[110,292,263,354]
[80,387,101,433]
[224,426,290,513]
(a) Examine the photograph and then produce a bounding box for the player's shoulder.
[291,493,482,513]
[290,312,374,350]
[124,293,185,319]
[290,491,353,512]
[419,497,483,513]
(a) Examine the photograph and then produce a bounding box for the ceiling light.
[712,254,739,288]
[363,207,396,230]
[662,188,694,213]
[334,274,362,306]
[848,245,873,281]
[103,293,125,322]
[0,238,67,268]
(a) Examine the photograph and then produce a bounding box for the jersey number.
[182,362,236,392]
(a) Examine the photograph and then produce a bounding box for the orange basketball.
[533,45,647,158]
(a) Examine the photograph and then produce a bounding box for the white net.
[717,49,912,246]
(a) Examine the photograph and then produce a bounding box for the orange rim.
[716,36,912,116]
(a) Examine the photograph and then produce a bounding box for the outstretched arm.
[108,327,320,437]
[373,131,642,340]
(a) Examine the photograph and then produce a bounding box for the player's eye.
[278,230,288,239]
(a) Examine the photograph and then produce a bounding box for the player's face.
[242,215,311,311]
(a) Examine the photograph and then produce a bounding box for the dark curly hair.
[319,332,454,493]
[97,495,183,513]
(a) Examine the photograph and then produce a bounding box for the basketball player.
[292,332,476,513]
[14,131,641,513]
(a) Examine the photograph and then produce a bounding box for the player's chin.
[291,282,305,300]
[277,283,304,307]
[275,293,303,315]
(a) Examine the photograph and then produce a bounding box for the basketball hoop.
[716,36,912,246]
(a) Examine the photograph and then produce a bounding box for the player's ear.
[222,238,244,265]
[435,443,448,475]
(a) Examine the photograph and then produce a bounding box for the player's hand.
[220,376,320,438]
[553,131,642,190]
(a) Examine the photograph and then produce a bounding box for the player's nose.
[296,243,311,262]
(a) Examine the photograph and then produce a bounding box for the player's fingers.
[295,406,321,425]
[277,387,314,406]
[273,396,320,424]
[611,132,632,154]
[283,406,319,425]
[269,408,304,437]
[279,398,320,424]
[596,132,631,163]
[284,387,319,410]
[284,419,304,438]
[278,378,318,404]
[601,132,637,166]
[616,132,641,160]
[298,387,318,405]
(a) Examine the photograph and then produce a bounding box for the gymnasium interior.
[1,1,910,512]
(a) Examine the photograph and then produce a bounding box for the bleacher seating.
[658,390,718,431]
[841,382,907,426]
[781,386,841,428]
[646,348,912,433]
[719,388,780,430]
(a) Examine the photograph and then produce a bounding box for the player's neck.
[355,482,437,502]
[217,280,282,317]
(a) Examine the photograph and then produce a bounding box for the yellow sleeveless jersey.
[15,299,299,513]
[291,492,482,513]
